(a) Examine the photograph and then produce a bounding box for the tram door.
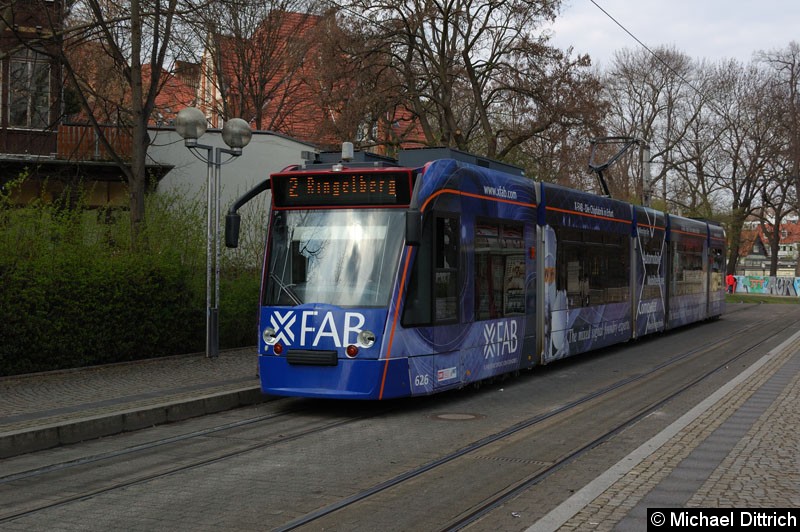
[708,224,726,317]
[474,218,530,375]
[402,209,466,390]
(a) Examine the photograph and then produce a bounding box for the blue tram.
[228,148,725,399]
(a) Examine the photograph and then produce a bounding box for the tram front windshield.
[265,209,404,307]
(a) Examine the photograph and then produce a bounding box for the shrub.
[0,179,261,376]
[220,268,262,348]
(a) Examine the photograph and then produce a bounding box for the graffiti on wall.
[732,276,800,297]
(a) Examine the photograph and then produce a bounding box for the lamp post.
[176,107,252,358]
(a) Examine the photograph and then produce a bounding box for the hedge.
[0,182,261,376]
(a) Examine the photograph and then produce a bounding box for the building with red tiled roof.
[190,11,344,147]
[0,0,173,207]
[738,220,800,276]
[190,10,425,151]
[147,65,199,127]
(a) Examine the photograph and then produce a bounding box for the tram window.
[584,230,604,244]
[555,227,629,307]
[672,238,705,295]
[602,233,630,302]
[434,216,459,322]
[474,220,525,320]
[403,219,433,326]
[403,214,460,326]
[559,227,583,244]
[291,241,307,284]
[710,246,724,292]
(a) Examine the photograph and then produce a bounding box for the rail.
[56,124,133,161]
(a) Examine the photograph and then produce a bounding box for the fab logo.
[267,310,367,348]
[269,311,297,344]
[483,320,518,358]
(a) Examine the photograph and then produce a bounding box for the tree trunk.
[726,209,748,275]
[769,231,780,276]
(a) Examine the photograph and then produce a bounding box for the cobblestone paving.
[0,348,259,421]
[558,335,800,531]
[690,368,800,508]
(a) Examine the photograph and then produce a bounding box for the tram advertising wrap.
[634,206,667,338]
[228,148,725,399]
[540,183,633,363]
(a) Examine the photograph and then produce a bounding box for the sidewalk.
[526,328,800,531]
[0,348,265,459]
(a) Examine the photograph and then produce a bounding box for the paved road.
[1,305,799,531]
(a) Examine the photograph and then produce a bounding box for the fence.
[732,275,800,297]
[56,124,133,161]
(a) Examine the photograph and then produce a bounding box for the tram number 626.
[414,374,430,386]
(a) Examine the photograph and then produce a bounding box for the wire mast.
[588,137,652,205]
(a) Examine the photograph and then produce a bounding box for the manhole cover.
[432,413,483,421]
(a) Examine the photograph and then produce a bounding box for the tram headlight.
[262,327,278,345]
[357,330,376,348]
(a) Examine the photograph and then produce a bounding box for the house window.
[356,117,379,144]
[9,50,50,128]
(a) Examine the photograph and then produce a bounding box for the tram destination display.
[272,170,413,207]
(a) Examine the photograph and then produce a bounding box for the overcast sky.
[548,0,800,67]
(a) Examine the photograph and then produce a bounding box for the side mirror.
[405,209,421,246]
[225,212,241,248]
[224,178,272,249]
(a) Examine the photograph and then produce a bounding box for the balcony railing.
[57,124,133,161]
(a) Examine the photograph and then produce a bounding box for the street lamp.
[176,107,252,358]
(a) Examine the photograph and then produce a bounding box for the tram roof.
[308,146,525,177]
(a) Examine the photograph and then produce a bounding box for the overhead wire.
[585,0,754,195]
[587,0,712,103]
[329,0,725,157]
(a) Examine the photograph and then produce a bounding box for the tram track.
[0,305,791,529]
[2,304,756,487]
[444,317,800,531]
[0,400,403,523]
[273,311,797,531]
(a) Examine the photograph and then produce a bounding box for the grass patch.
[726,293,800,305]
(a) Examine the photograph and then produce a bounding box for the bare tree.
[759,43,800,199]
[758,167,797,276]
[663,60,734,217]
[308,10,419,152]
[193,0,324,133]
[710,61,783,274]
[4,0,188,247]
[601,47,712,205]
[758,42,800,273]
[341,0,602,162]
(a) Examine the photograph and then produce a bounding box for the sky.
[548,0,800,67]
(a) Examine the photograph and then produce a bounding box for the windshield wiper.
[270,273,302,305]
